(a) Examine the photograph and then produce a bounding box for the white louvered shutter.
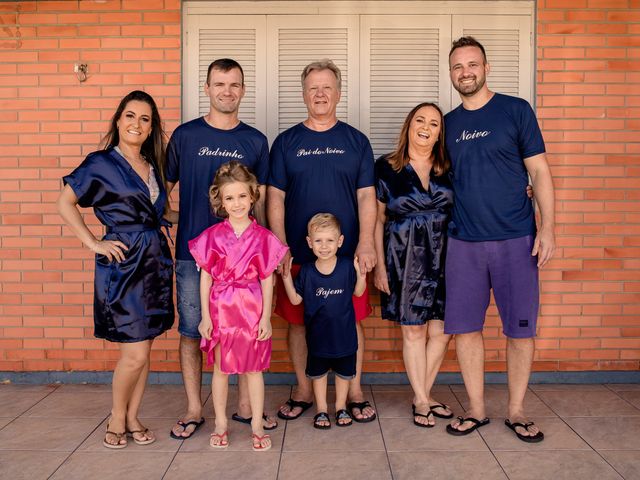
[360,16,451,158]
[183,15,267,130]
[451,15,533,108]
[265,16,359,142]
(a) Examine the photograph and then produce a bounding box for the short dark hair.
[206,58,244,86]
[449,36,487,64]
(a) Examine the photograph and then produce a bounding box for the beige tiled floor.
[0,383,639,479]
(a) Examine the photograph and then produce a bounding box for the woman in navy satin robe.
[58,91,174,449]
[373,103,455,428]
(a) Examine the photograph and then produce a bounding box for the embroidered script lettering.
[198,147,244,159]
[316,287,344,299]
[297,147,346,157]
[455,129,491,143]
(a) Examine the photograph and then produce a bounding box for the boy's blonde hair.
[307,213,341,235]
[209,161,260,217]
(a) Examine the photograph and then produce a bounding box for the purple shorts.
[444,235,539,338]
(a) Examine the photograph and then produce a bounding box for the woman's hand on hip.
[90,240,128,263]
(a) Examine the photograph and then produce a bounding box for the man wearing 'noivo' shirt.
[443,37,555,443]
[268,59,378,423]
[165,58,275,440]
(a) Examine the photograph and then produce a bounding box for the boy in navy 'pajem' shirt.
[281,213,366,430]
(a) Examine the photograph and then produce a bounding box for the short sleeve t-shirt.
[294,256,358,358]
[268,121,375,265]
[444,93,545,241]
[166,118,269,260]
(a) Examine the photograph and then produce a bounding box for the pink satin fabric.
[188,218,288,374]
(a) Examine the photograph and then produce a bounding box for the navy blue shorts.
[306,353,357,380]
[444,235,539,338]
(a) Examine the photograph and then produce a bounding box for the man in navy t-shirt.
[165,59,273,439]
[443,37,555,443]
[268,60,378,423]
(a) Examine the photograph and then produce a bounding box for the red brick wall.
[0,0,638,374]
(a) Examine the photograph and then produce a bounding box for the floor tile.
[479,417,590,451]
[50,451,172,480]
[0,418,14,429]
[529,383,609,392]
[380,417,489,452]
[617,390,640,410]
[77,417,182,452]
[453,388,556,418]
[607,384,640,392]
[137,385,210,418]
[389,451,507,480]
[279,451,391,480]
[283,414,384,452]
[564,417,640,450]
[165,451,280,480]
[52,383,112,393]
[373,390,462,418]
[536,390,640,417]
[0,417,100,451]
[179,416,286,452]
[0,385,56,417]
[495,451,623,480]
[0,450,69,480]
[599,450,640,480]
[23,392,112,418]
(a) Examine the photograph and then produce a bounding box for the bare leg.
[245,371,271,450]
[402,324,433,426]
[211,345,229,446]
[335,376,352,425]
[279,323,313,418]
[107,341,151,447]
[312,375,330,428]
[450,331,486,431]
[171,336,203,438]
[236,374,277,429]
[347,322,376,421]
[126,339,155,443]
[425,320,452,417]
[506,337,539,437]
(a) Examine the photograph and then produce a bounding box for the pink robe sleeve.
[188,227,217,274]
[257,229,289,280]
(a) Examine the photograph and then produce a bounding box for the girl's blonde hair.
[209,161,260,217]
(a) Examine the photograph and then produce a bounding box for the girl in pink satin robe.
[188,162,288,452]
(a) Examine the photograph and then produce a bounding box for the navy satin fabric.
[63,148,174,342]
[375,157,454,325]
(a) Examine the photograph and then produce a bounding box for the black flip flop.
[169,417,205,440]
[412,402,454,419]
[335,409,353,427]
[277,398,313,420]
[348,401,377,423]
[446,416,490,436]
[413,409,435,428]
[313,412,331,430]
[231,412,278,430]
[505,419,544,443]
[429,402,454,419]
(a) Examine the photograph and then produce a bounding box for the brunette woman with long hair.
[373,102,455,428]
[58,90,174,448]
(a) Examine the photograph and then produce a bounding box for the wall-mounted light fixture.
[74,63,88,83]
